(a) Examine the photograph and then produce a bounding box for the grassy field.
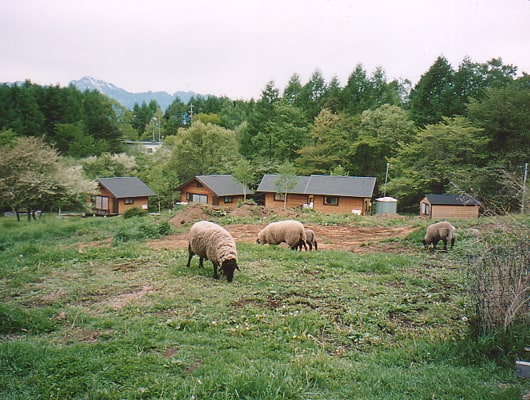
[0,211,528,399]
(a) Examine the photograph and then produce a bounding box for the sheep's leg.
[186,249,194,268]
[314,241,318,251]
[198,257,204,268]
[442,239,448,251]
[450,237,455,249]
[212,262,220,280]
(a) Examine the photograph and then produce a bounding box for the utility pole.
[522,162,528,214]
[189,103,194,125]
[383,162,390,197]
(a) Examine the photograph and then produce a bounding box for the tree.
[408,56,457,126]
[167,121,242,182]
[274,162,299,209]
[232,158,254,202]
[283,73,304,106]
[266,102,309,162]
[81,152,138,180]
[0,137,96,220]
[247,81,280,160]
[349,104,415,187]
[295,109,358,175]
[466,76,530,169]
[387,117,488,211]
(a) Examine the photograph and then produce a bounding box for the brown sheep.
[423,221,456,251]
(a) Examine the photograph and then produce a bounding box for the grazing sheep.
[423,221,456,251]
[186,220,239,282]
[297,229,318,251]
[257,220,306,250]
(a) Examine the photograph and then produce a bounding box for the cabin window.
[124,198,134,205]
[187,193,207,204]
[274,193,285,201]
[95,196,109,210]
[223,196,233,204]
[324,196,338,206]
[422,203,430,215]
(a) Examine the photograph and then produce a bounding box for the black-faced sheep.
[186,220,239,282]
[297,229,318,251]
[423,221,456,251]
[257,220,306,250]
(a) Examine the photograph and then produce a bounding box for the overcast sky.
[2,0,529,99]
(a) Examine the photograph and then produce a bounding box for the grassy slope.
[0,213,528,399]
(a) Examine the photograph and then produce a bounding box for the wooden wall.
[179,181,243,208]
[431,205,479,219]
[263,193,371,215]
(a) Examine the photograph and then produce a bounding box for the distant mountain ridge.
[70,76,200,110]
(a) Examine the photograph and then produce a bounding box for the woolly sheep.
[186,220,239,282]
[257,220,306,250]
[423,221,456,251]
[297,229,318,251]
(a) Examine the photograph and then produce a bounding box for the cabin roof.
[177,175,253,196]
[424,193,480,206]
[98,177,156,198]
[257,174,376,198]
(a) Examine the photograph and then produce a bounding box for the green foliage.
[167,121,243,182]
[0,137,96,213]
[123,207,147,219]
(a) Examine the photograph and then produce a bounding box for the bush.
[465,218,529,363]
[123,207,147,219]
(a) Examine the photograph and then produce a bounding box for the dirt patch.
[107,285,154,310]
[169,203,301,226]
[150,219,416,254]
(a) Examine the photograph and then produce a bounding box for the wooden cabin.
[176,175,253,208]
[256,174,376,215]
[420,193,480,219]
[95,177,156,215]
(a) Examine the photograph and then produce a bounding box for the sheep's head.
[221,259,239,282]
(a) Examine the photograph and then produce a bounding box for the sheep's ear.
[236,264,240,271]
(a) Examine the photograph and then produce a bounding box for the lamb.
[297,229,318,251]
[423,221,456,251]
[186,220,239,282]
[257,220,306,250]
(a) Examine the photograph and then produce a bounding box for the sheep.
[186,220,239,282]
[257,220,306,250]
[297,229,318,251]
[423,221,456,251]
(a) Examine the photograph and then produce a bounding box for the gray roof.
[98,177,156,198]
[257,174,376,198]
[424,193,480,206]
[178,175,253,196]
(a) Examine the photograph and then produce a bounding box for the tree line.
[0,55,528,215]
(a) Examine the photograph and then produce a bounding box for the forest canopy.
[0,56,528,213]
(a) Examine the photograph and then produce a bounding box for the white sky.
[2,0,529,99]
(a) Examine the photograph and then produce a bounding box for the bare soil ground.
[147,204,417,254]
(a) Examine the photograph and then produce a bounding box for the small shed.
[375,197,398,214]
[176,175,253,208]
[420,193,480,219]
[95,177,156,215]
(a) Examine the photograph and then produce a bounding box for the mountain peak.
[69,77,200,110]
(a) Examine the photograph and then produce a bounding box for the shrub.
[123,207,147,219]
[465,218,529,362]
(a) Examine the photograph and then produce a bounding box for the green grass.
[0,212,528,399]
